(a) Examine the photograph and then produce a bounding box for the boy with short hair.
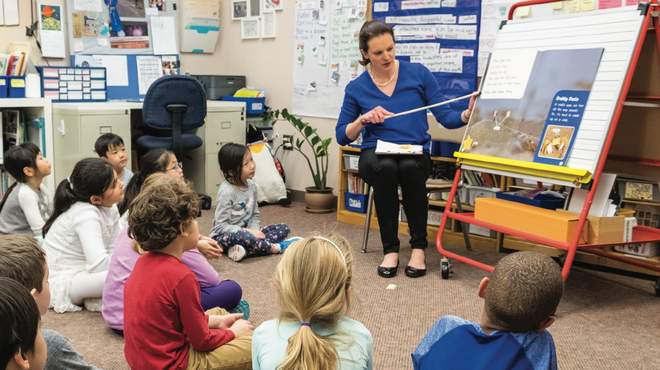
[0,234,101,370]
[413,252,564,370]
[124,173,253,370]
[0,277,47,370]
[94,133,133,185]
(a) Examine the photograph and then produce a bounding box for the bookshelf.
[0,98,54,193]
[336,146,501,252]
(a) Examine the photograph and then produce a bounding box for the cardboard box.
[475,198,588,243]
[556,210,625,245]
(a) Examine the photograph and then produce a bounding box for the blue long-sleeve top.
[336,60,466,153]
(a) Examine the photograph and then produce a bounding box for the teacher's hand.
[360,106,393,125]
[461,91,479,123]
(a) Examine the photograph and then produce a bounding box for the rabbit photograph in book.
[460,48,603,163]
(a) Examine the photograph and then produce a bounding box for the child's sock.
[228,300,250,321]
[228,245,247,262]
[83,297,103,312]
[271,243,281,254]
[278,237,303,254]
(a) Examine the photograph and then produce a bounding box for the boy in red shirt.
[123,173,253,370]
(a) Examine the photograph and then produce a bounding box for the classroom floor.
[42,202,660,370]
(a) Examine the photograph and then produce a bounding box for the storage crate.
[8,76,25,98]
[345,192,367,213]
[0,76,8,98]
[469,224,497,238]
[614,243,660,257]
[466,185,500,206]
[496,191,565,210]
[221,95,265,114]
[343,154,360,170]
[440,141,461,158]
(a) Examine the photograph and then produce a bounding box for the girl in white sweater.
[42,158,124,313]
[0,143,53,244]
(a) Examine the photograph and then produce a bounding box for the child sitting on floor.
[252,233,373,370]
[103,171,247,336]
[42,158,124,313]
[0,277,46,370]
[95,133,133,186]
[0,143,52,243]
[124,173,253,370]
[412,251,564,370]
[0,234,101,369]
[210,143,299,262]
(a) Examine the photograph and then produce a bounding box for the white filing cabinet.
[181,101,246,205]
[51,103,138,184]
[51,101,244,204]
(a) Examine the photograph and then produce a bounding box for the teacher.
[335,20,475,278]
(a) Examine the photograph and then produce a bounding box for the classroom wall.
[0,1,69,68]
[0,1,465,195]
[180,3,467,195]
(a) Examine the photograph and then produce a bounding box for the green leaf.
[317,149,326,157]
[322,138,332,147]
[282,108,289,117]
[304,126,313,137]
[296,138,303,149]
[311,136,321,146]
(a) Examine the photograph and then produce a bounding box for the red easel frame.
[436,0,660,282]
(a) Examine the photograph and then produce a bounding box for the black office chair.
[137,75,212,209]
[136,75,207,157]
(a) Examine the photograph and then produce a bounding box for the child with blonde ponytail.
[252,233,373,370]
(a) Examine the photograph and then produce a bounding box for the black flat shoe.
[378,260,399,278]
[405,265,427,278]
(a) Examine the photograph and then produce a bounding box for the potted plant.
[262,108,334,213]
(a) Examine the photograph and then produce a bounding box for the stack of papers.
[183,0,220,30]
[375,140,423,155]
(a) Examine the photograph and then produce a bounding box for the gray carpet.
[42,202,660,369]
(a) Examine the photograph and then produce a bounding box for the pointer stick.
[384,92,480,119]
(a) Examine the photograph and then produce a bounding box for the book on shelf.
[347,173,369,195]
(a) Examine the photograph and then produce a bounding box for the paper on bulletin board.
[136,56,163,95]
[39,4,66,58]
[73,0,102,12]
[151,16,178,55]
[3,0,19,25]
[479,0,514,76]
[73,55,129,86]
[0,0,4,26]
[292,5,365,119]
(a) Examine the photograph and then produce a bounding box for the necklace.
[368,60,398,87]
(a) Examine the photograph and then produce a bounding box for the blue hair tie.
[67,177,71,184]
[300,322,311,327]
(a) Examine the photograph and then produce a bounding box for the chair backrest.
[142,75,207,130]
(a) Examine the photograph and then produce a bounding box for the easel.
[436,0,660,296]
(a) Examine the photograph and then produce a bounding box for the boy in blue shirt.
[413,252,564,370]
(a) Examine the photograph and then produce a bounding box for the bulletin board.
[292,0,368,119]
[372,0,481,111]
[65,0,178,56]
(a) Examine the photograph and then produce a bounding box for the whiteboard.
[292,4,365,119]
[483,5,645,176]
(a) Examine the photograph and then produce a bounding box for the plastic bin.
[221,96,265,114]
[0,77,8,98]
[345,192,367,213]
[440,141,461,158]
[343,154,360,170]
[496,191,565,210]
[8,76,25,98]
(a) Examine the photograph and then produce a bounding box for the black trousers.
[359,148,432,255]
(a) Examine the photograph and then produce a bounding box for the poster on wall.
[292,2,365,119]
[39,4,66,58]
[459,48,603,166]
[372,0,481,112]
